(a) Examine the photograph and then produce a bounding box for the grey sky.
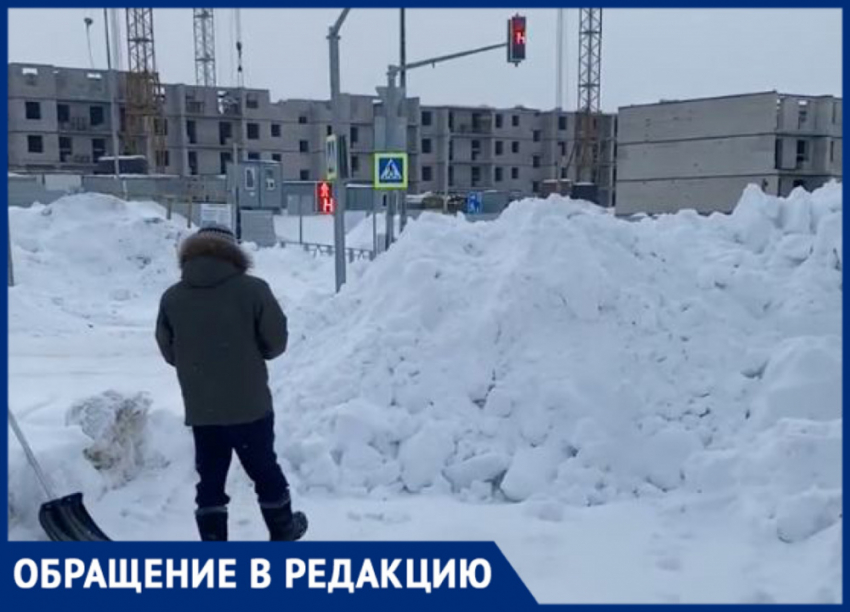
[8,8,842,111]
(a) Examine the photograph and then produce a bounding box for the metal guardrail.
[279,239,375,263]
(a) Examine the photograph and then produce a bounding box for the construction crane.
[124,8,168,173]
[193,9,216,87]
[574,8,603,186]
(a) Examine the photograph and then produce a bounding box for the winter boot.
[260,496,308,542]
[195,507,228,541]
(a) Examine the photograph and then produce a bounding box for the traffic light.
[507,15,526,64]
[316,181,335,214]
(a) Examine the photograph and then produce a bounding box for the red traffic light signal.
[316,181,335,214]
[508,15,526,64]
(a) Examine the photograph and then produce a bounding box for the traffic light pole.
[328,8,350,293]
[389,42,508,79]
[8,210,14,288]
[378,41,509,238]
[103,9,121,180]
[399,8,408,233]
[376,74,405,248]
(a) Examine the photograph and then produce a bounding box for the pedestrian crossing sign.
[374,152,408,190]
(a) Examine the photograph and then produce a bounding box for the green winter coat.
[155,233,288,426]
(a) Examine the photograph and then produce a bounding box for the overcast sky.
[8,8,843,111]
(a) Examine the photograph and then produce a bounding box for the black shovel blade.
[38,492,112,542]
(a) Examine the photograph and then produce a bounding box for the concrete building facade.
[417,104,617,206]
[8,63,422,192]
[616,92,843,215]
[8,64,118,173]
[161,83,422,192]
[8,62,617,206]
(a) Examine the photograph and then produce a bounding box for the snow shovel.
[8,408,111,541]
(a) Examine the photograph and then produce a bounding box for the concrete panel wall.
[7,175,68,207]
[53,70,111,102]
[8,64,59,101]
[81,175,228,202]
[616,175,771,216]
[9,132,60,168]
[618,134,777,180]
[830,138,843,175]
[832,99,843,133]
[8,173,226,208]
[778,175,837,196]
[773,135,838,175]
[619,93,778,143]
[616,93,840,215]
[776,96,843,136]
[8,97,59,133]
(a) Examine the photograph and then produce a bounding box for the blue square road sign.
[374,152,409,190]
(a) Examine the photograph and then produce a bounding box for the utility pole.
[376,70,405,247]
[103,9,121,179]
[399,9,407,90]
[329,8,350,293]
[554,8,563,186]
[232,8,245,236]
[8,212,14,288]
[443,113,451,212]
[399,8,408,232]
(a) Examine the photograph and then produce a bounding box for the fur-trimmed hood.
[178,233,252,288]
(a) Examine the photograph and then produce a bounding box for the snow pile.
[65,391,169,488]
[9,194,190,333]
[685,335,842,543]
[5,185,842,600]
[8,392,188,535]
[9,194,338,334]
[272,183,841,542]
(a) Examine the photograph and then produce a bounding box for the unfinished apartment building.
[616,92,843,215]
[9,63,618,204]
[170,84,421,191]
[417,105,617,206]
[8,63,422,192]
[8,64,117,173]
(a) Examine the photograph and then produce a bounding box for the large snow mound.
[6,185,842,600]
[6,185,842,552]
[273,183,842,540]
[9,194,191,333]
[9,193,338,334]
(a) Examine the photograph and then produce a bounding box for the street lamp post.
[103,9,121,179]
[328,8,351,293]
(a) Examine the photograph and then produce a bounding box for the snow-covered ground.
[7,185,843,603]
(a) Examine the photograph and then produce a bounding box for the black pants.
[192,412,290,510]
